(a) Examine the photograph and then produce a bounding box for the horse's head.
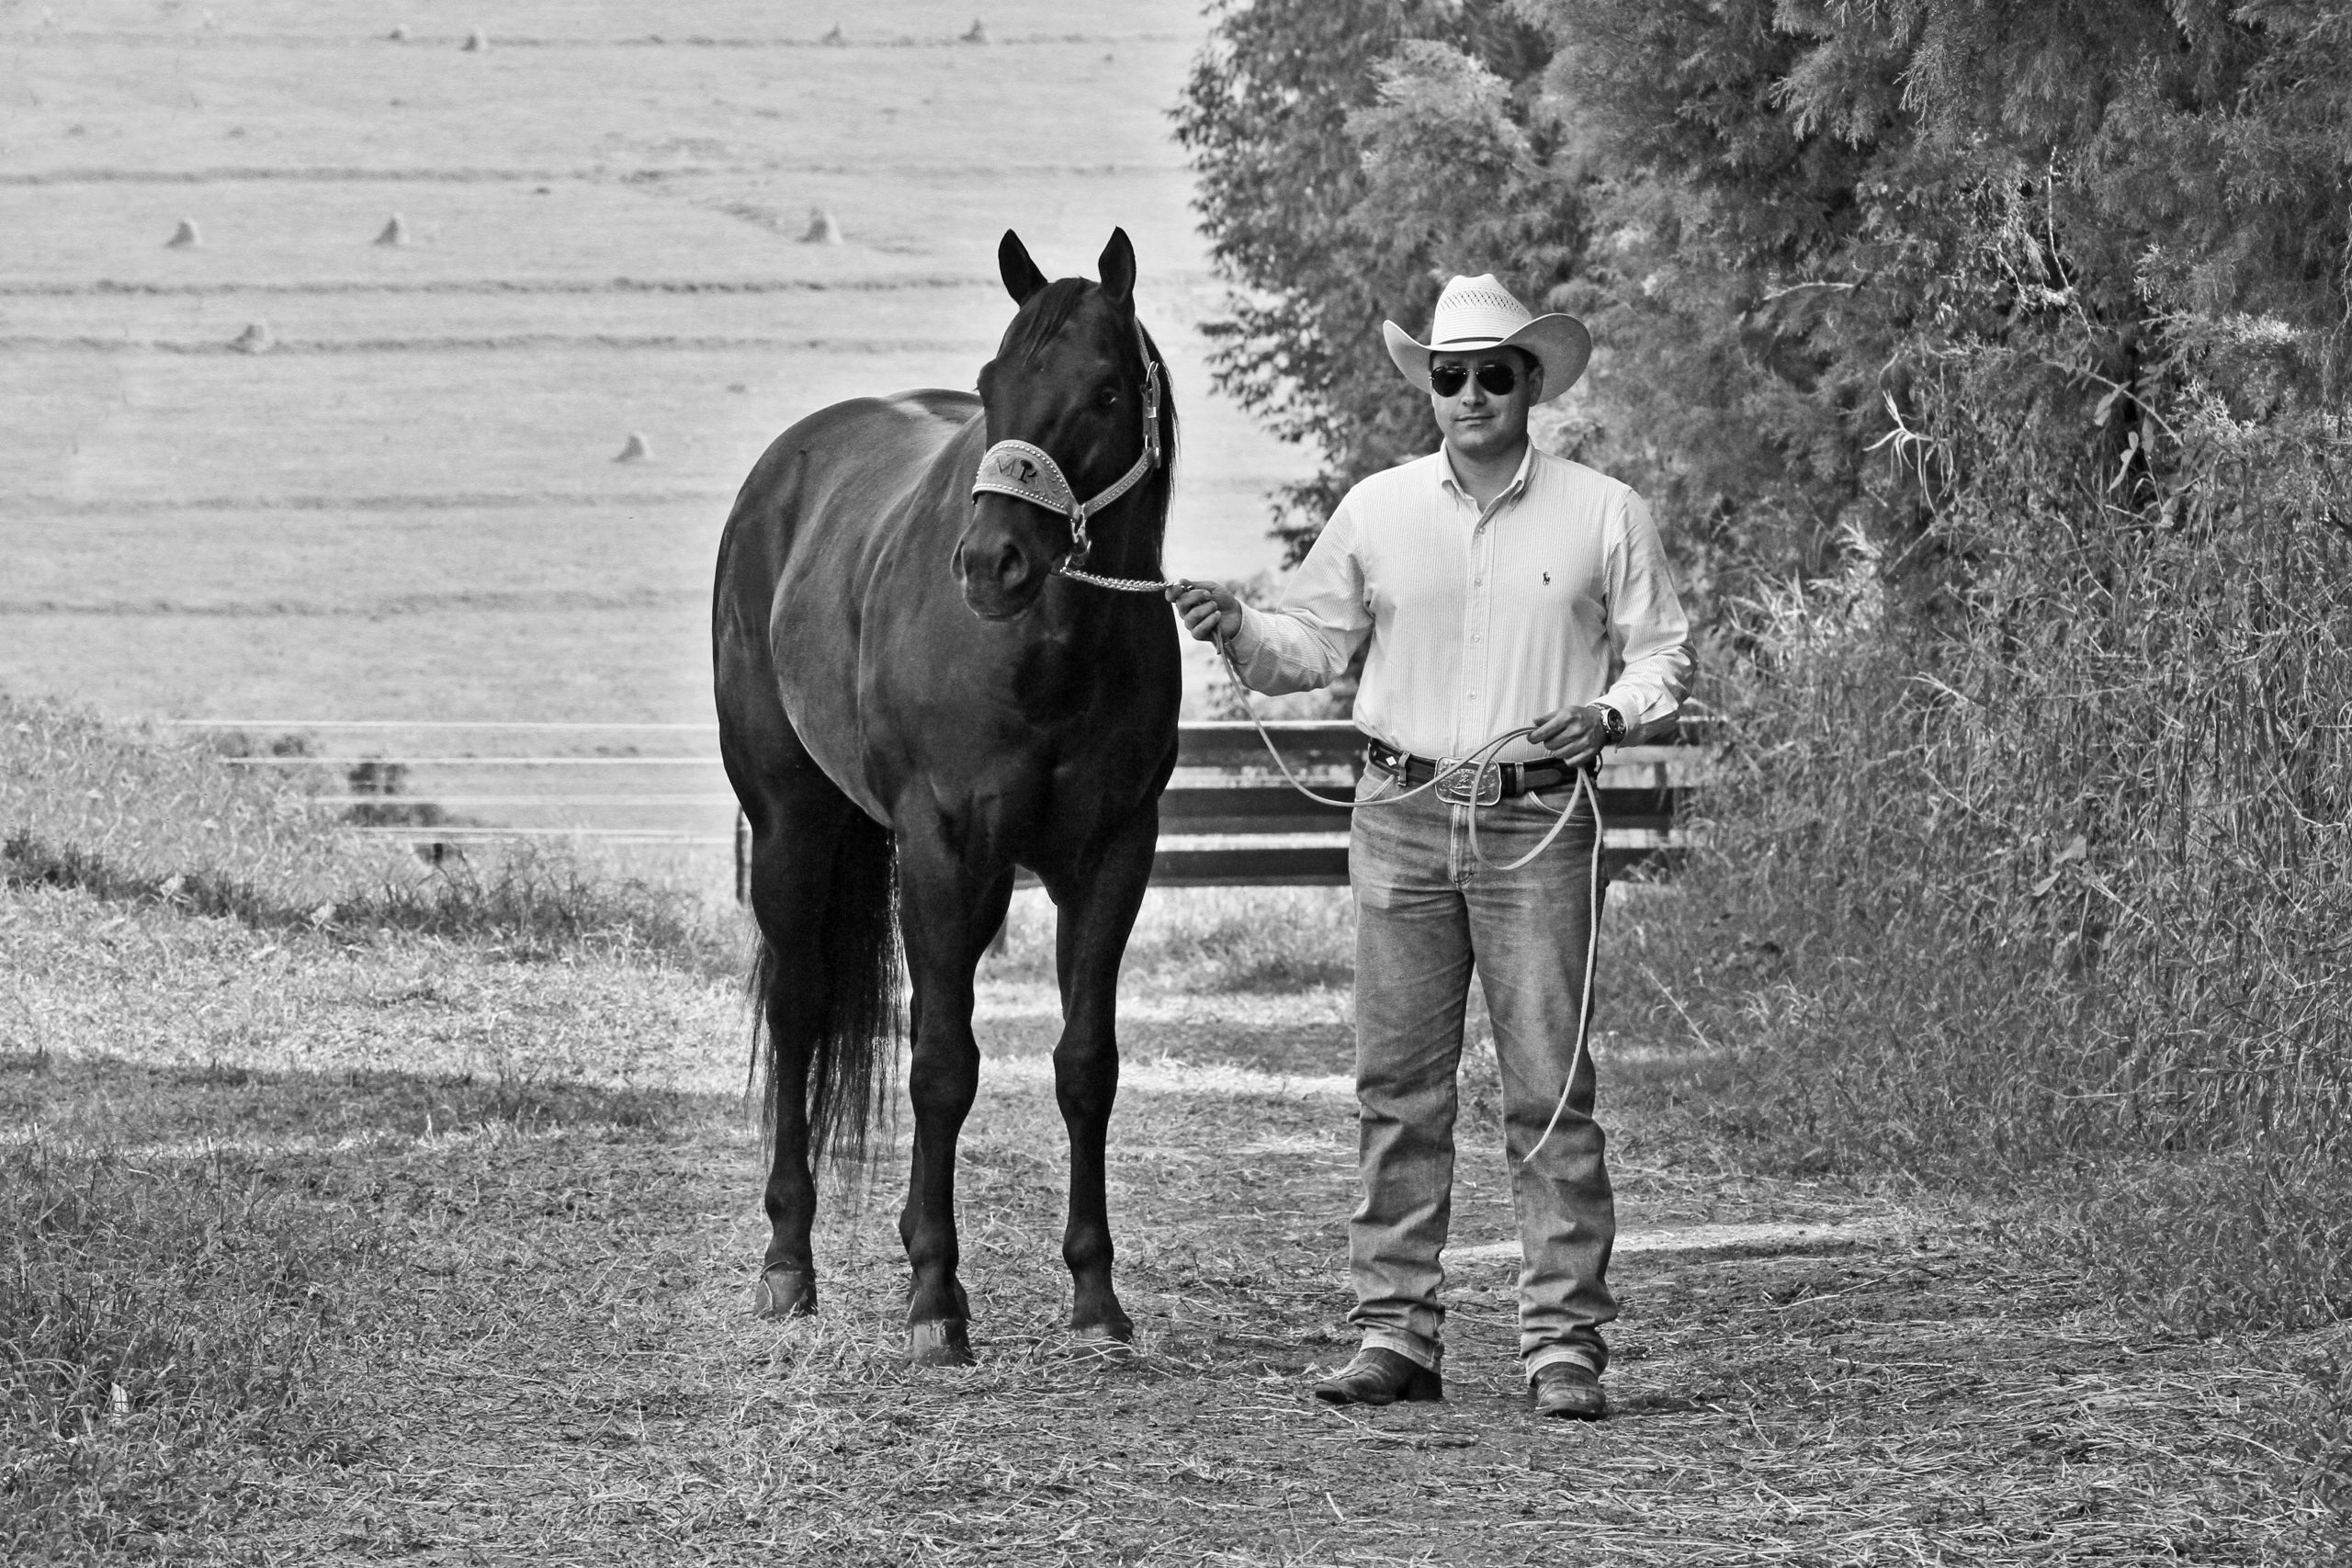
[956,228,1170,621]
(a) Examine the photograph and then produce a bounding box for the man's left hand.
[1528,705,1609,767]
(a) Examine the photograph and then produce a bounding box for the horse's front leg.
[893,815,1014,1367]
[1050,807,1157,1348]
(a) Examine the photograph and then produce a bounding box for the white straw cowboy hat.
[1383,274,1590,403]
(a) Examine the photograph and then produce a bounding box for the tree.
[1184,0,2349,592]
[1174,0,1564,560]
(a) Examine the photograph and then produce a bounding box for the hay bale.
[165,219,200,249]
[962,18,989,43]
[614,433,651,463]
[374,213,408,247]
[461,28,487,51]
[231,321,272,355]
[801,207,843,245]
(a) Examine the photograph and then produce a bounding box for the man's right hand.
[1166,581,1244,645]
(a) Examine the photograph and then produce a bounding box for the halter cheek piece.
[969,321,1163,571]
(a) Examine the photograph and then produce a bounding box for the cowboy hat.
[1383,275,1590,403]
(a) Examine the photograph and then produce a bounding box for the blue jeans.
[1345,766,1615,1382]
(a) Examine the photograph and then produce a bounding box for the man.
[1168,275,1692,1420]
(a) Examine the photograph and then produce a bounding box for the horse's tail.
[749,812,901,1171]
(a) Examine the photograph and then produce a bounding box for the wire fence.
[167,716,744,853]
[164,717,1713,896]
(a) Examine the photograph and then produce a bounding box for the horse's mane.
[1138,321,1179,514]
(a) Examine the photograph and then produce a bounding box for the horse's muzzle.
[954,507,1051,620]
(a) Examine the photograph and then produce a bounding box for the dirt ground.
[6,883,2332,1565]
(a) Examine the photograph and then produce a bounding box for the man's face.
[1429,348,1540,462]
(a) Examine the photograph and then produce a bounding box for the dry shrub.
[1655,391,2352,1334]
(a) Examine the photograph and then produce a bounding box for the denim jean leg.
[1463,793,1616,1379]
[1346,780,1472,1371]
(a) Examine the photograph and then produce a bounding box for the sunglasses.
[1427,359,1521,398]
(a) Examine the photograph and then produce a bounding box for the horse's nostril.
[995,544,1027,588]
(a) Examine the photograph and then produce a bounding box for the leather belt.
[1363,739,1582,800]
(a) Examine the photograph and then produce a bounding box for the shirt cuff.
[1599,687,1678,744]
[1227,603,1273,664]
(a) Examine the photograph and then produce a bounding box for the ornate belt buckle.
[1435,759,1501,807]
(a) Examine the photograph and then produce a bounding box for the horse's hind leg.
[741,777,869,1319]
[1050,811,1157,1348]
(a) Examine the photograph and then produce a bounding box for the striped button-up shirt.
[1227,445,1693,763]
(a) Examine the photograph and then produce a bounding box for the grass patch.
[987,885,1356,996]
[0,1130,375,1564]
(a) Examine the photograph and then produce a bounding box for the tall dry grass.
[1651,395,2352,1334]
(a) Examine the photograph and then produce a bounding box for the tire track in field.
[0,29,1190,51]
[0,588,702,617]
[0,490,727,517]
[0,277,1001,297]
[0,159,1182,186]
[0,333,991,355]
[0,166,609,186]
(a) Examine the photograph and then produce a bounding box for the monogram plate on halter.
[1435,760,1503,807]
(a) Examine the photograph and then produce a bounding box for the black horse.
[712,230,1180,1364]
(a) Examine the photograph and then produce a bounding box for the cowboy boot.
[1311,1348,1442,1406]
[1529,1359,1608,1420]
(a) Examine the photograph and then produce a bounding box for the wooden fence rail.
[1145,720,1709,889]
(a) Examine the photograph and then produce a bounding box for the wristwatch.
[1590,703,1626,746]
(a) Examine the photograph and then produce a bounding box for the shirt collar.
[1437,442,1538,510]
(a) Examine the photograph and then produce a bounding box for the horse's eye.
[1095,387,1119,409]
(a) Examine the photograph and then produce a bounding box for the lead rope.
[1062,561,1605,1168]
[1053,562,1603,1165]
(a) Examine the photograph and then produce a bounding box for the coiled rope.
[1060,560,1605,1164]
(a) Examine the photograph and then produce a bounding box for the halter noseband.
[969,321,1164,571]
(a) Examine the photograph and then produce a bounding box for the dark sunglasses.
[1427,360,1521,398]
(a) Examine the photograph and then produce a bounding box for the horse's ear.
[1097,228,1136,309]
[999,231,1048,306]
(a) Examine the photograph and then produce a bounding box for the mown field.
[6,701,2344,1564]
[0,0,1311,748]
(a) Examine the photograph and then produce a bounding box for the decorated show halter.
[969,355,1607,1164]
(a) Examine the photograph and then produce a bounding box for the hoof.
[752,1267,817,1320]
[906,1319,974,1367]
[1066,1325,1134,1363]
